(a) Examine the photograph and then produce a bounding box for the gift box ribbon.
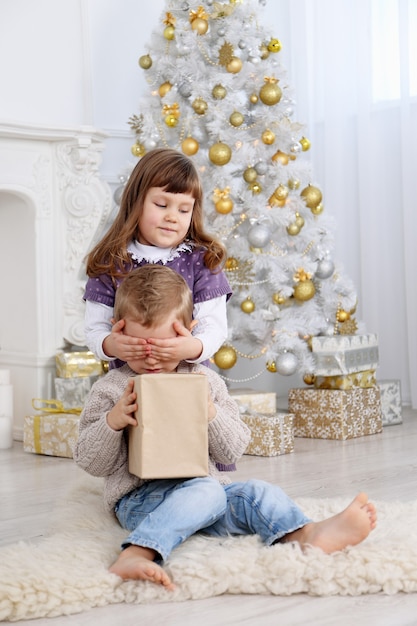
[32,398,82,415]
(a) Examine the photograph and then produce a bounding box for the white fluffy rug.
[2,474,417,622]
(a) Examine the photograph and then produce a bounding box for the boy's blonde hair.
[86,148,226,278]
[114,264,193,328]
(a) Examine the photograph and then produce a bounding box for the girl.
[84,148,232,369]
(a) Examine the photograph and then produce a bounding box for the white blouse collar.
[127,240,194,264]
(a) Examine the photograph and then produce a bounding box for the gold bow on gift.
[293,268,312,282]
[32,398,82,415]
[163,12,176,26]
[213,186,231,200]
[162,102,180,119]
[189,6,209,23]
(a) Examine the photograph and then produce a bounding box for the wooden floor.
[2,408,417,625]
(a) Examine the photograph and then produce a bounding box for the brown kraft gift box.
[128,373,209,479]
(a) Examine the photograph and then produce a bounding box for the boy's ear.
[189,319,199,332]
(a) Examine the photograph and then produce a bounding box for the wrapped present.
[229,388,276,415]
[288,387,382,440]
[56,349,106,379]
[378,379,403,426]
[313,369,376,390]
[311,334,379,376]
[24,412,80,458]
[54,376,97,410]
[129,373,209,479]
[241,411,294,456]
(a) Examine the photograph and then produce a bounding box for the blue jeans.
[115,477,311,562]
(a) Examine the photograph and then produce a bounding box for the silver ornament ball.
[113,185,125,206]
[247,223,271,248]
[255,161,268,175]
[316,259,335,279]
[276,351,298,376]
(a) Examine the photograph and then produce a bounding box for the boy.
[74,265,377,591]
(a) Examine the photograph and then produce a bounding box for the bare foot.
[283,492,377,554]
[109,545,175,590]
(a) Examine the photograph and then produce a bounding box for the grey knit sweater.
[73,362,251,511]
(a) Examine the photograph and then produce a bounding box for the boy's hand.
[103,318,149,361]
[107,378,138,431]
[146,321,203,362]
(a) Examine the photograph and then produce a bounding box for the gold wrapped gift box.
[24,413,80,458]
[230,388,276,415]
[56,349,106,379]
[313,369,376,390]
[241,412,294,456]
[288,387,382,440]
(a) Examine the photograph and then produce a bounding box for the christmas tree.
[126,0,358,384]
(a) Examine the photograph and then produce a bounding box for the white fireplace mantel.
[0,121,113,437]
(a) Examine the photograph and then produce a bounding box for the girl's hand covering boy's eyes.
[107,378,138,431]
[146,321,203,362]
[103,318,149,361]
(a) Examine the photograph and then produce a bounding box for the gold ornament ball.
[138,54,152,69]
[131,142,146,157]
[311,202,324,215]
[250,93,259,104]
[272,292,286,305]
[163,25,175,40]
[243,167,257,183]
[259,82,282,106]
[259,44,270,60]
[241,297,255,314]
[249,181,262,194]
[209,142,232,166]
[158,82,172,98]
[165,114,179,127]
[225,257,239,270]
[192,97,208,115]
[272,150,289,165]
[226,56,243,74]
[266,361,277,373]
[295,213,305,228]
[337,309,351,323]
[293,279,316,301]
[212,84,227,99]
[273,184,289,201]
[303,373,316,385]
[267,38,282,53]
[213,346,237,369]
[230,111,244,127]
[215,197,233,214]
[288,178,300,190]
[300,185,322,209]
[181,137,199,156]
[191,17,208,34]
[286,223,300,236]
[262,129,275,145]
[300,136,311,151]
[268,194,285,208]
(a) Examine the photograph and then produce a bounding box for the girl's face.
[137,187,195,248]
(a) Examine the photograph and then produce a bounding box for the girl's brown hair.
[114,265,193,329]
[86,148,226,278]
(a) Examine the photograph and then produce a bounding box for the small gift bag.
[128,373,209,479]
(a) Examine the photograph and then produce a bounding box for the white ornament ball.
[247,223,271,248]
[316,259,335,279]
[113,185,125,205]
[276,352,298,376]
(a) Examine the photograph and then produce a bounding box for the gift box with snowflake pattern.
[378,379,402,426]
[23,413,80,458]
[288,387,382,440]
[241,411,294,456]
[311,334,379,376]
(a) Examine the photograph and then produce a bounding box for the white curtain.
[271,0,417,407]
